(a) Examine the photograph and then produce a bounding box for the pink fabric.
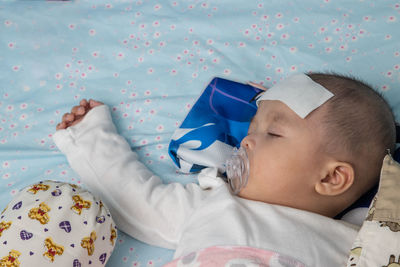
[164,246,305,267]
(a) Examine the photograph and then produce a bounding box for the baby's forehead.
[254,100,326,128]
[255,100,298,121]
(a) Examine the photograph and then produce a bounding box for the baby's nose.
[241,135,255,150]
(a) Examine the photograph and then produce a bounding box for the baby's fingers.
[56,121,67,130]
[88,99,104,108]
[71,105,86,116]
[56,99,102,131]
[80,99,89,107]
[62,113,75,123]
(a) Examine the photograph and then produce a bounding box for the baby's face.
[238,100,326,208]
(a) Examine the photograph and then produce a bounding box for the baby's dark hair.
[308,72,396,191]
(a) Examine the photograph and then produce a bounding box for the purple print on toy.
[20,230,33,240]
[51,189,62,196]
[73,259,81,267]
[96,215,105,224]
[99,253,107,264]
[59,220,71,233]
[12,201,22,210]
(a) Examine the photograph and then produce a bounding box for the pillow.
[346,153,400,266]
[337,145,400,223]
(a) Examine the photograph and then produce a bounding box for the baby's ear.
[315,161,354,196]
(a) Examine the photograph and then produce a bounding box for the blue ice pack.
[168,77,262,173]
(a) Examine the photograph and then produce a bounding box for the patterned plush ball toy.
[0,180,117,266]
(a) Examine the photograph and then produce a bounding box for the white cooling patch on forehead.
[255,73,334,119]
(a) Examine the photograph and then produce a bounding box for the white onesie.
[53,105,359,267]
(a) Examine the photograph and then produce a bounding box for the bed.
[1,0,399,266]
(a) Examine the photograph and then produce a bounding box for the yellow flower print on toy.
[71,195,91,215]
[81,231,96,256]
[1,205,8,215]
[43,237,64,262]
[0,249,21,267]
[27,183,50,194]
[0,221,12,237]
[110,224,117,246]
[28,202,51,224]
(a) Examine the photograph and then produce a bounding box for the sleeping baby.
[53,73,396,266]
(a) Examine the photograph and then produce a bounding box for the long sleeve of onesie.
[52,105,213,250]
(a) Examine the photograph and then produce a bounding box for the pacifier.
[225,146,250,194]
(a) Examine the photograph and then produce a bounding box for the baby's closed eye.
[267,132,282,138]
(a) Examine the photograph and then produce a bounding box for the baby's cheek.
[249,159,264,180]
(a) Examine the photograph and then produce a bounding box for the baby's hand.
[56,99,103,130]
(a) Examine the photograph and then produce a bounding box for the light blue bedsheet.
[1,1,399,266]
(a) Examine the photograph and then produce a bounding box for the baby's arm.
[53,99,212,249]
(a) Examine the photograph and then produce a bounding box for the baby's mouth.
[225,146,250,194]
